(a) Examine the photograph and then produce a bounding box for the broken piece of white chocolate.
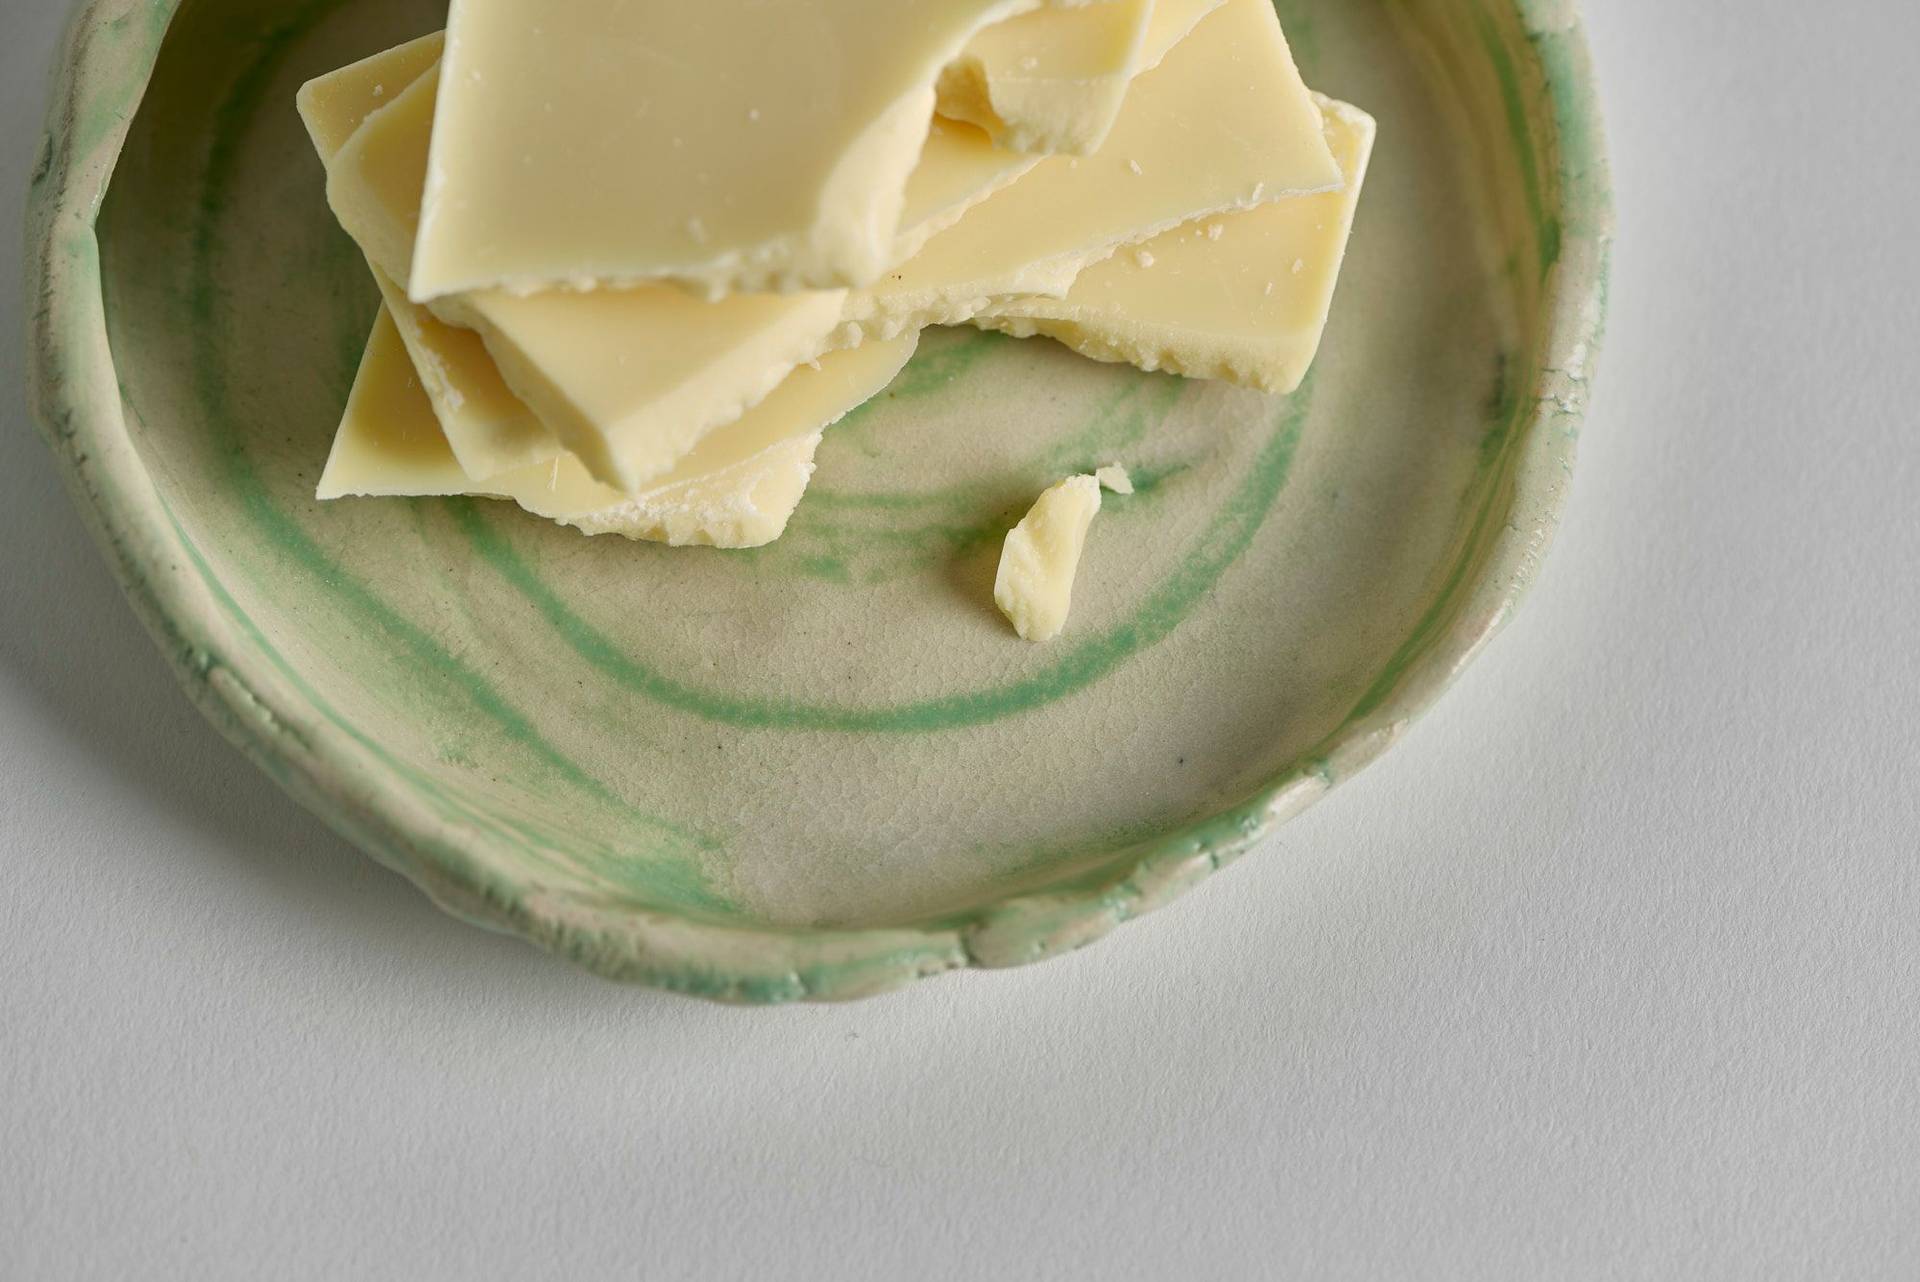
[851,0,1343,336]
[974,96,1378,395]
[321,310,919,548]
[319,6,1336,491]
[936,0,1152,155]
[995,474,1105,642]
[409,0,1061,300]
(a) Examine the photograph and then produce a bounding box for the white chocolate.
[318,309,475,500]
[936,0,1153,155]
[995,474,1104,642]
[300,35,561,483]
[323,312,919,548]
[897,0,1228,245]
[976,97,1377,395]
[409,0,1059,300]
[329,66,851,494]
[855,0,1343,335]
[317,8,1333,490]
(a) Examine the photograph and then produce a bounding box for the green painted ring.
[25,0,1612,1003]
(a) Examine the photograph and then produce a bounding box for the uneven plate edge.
[23,0,1613,1004]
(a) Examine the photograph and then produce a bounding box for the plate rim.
[24,0,1613,1003]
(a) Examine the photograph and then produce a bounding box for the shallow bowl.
[26,0,1610,1001]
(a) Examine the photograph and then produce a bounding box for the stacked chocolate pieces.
[300,0,1374,548]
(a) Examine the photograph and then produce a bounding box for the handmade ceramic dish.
[26,0,1610,1002]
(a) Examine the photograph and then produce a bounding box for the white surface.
[4,2,1919,1278]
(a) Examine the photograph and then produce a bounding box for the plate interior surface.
[45,0,1607,999]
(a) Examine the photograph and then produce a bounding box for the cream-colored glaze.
[935,0,1151,155]
[330,312,919,547]
[409,0,1061,301]
[850,0,1343,336]
[994,473,1104,642]
[977,96,1376,395]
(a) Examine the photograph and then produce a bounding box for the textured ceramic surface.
[26,0,1610,1002]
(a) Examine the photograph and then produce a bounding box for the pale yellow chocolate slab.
[325,312,919,548]
[936,0,1152,155]
[851,0,1343,335]
[409,0,1059,301]
[896,0,1230,252]
[977,96,1377,395]
[305,33,1030,277]
[891,117,1042,264]
[299,34,562,482]
[330,67,850,495]
[304,42,920,541]
[295,32,445,158]
[367,267,559,480]
[317,308,474,500]
[319,14,1321,490]
[1134,0,1232,74]
[494,333,920,546]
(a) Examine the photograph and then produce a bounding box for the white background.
[5,1,1918,1278]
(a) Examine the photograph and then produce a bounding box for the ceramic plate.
[26,0,1610,1001]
